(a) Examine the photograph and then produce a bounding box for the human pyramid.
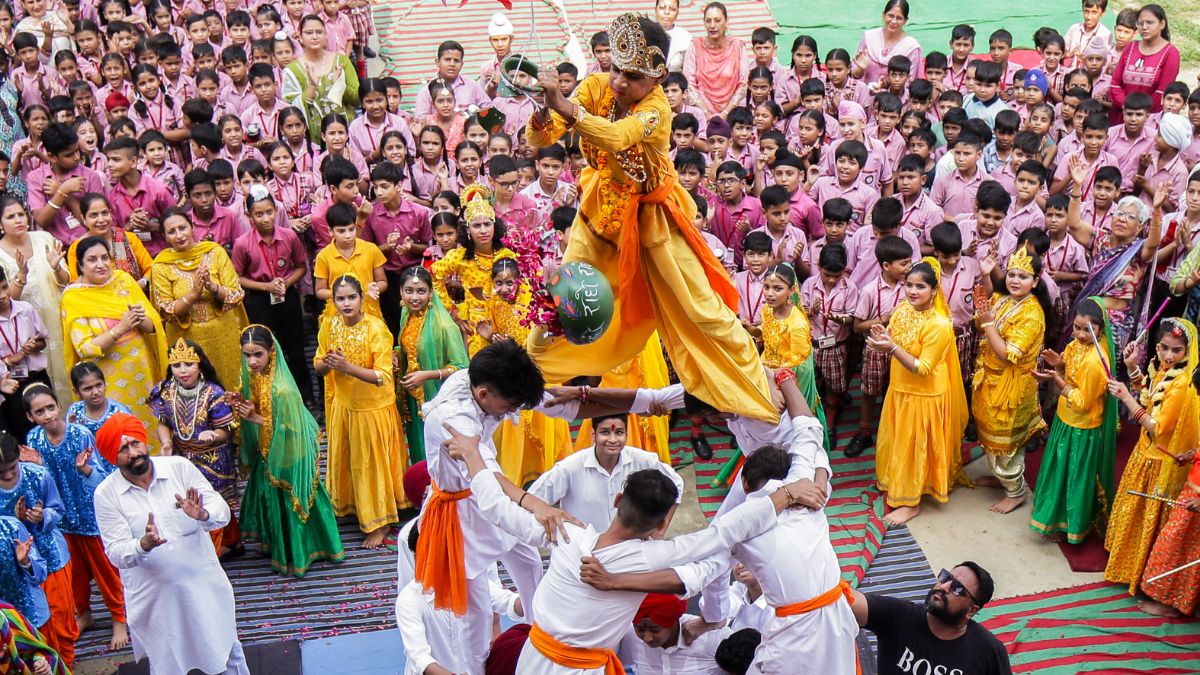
[0,0,1196,672]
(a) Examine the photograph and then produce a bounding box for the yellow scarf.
[60,269,168,371]
[152,240,222,269]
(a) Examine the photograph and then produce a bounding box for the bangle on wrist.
[981,321,995,328]
[517,492,528,508]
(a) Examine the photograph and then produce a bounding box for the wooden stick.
[1126,490,1185,508]
[1086,322,1113,379]
[1145,557,1200,584]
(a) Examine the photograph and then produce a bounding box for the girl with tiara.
[972,247,1051,515]
[1030,298,1119,544]
[231,325,345,577]
[480,258,571,485]
[868,257,969,526]
[316,274,408,549]
[147,339,242,558]
[758,262,830,449]
[394,265,468,462]
[1104,318,1200,596]
[65,361,133,436]
[431,185,516,355]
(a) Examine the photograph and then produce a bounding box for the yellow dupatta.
[60,269,168,371]
[152,239,222,268]
[150,240,249,328]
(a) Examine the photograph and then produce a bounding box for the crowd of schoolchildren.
[0,0,1197,669]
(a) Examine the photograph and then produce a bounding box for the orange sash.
[413,482,472,616]
[529,623,624,674]
[617,174,740,330]
[775,578,854,617]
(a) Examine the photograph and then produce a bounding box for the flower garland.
[504,220,563,337]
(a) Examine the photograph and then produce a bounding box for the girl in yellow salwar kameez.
[525,13,775,422]
[972,248,1050,514]
[480,259,571,486]
[430,186,516,356]
[61,237,168,434]
[316,274,409,549]
[868,258,969,527]
[1104,318,1200,594]
[149,209,249,395]
[758,263,830,450]
[571,333,672,463]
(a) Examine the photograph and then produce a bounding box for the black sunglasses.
[937,569,979,605]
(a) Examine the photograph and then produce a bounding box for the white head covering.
[1158,113,1192,151]
[488,13,514,37]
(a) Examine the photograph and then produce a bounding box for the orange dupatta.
[528,623,623,674]
[413,482,472,615]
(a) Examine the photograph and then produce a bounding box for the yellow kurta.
[972,294,1046,455]
[875,302,970,507]
[760,306,812,368]
[430,246,516,355]
[316,313,409,532]
[1056,341,1109,429]
[488,290,572,485]
[524,74,775,422]
[314,239,387,320]
[150,243,249,391]
[1104,366,1200,592]
[571,333,672,463]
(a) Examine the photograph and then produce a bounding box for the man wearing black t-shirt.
[851,561,1012,675]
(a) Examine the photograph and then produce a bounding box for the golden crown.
[609,13,665,78]
[1007,247,1035,275]
[167,338,200,365]
[461,184,495,224]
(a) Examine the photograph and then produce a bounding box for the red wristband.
[774,368,797,387]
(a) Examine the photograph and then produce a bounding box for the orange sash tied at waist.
[616,174,740,330]
[775,578,855,617]
[414,482,472,616]
[529,623,624,674]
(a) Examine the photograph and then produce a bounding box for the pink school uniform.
[130,94,183,136]
[267,172,319,220]
[733,269,767,326]
[724,143,759,177]
[820,136,893,191]
[219,80,257,115]
[1045,233,1089,303]
[788,187,825,239]
[775,68,825,107]
[361,199,433,271]
[147,161,186,203]
[844,225,921,290]
[1137,151,1189,209]
[25,164,105,244]
[710,194,764,263]
[314,147,369,180]
[11,65,51,109]
[413,75,490,118]
[864,125,906,174]
[854,273,906,396]
[323,11,356,53]
[930,168,990,221]
[491,96,537,137]
[1079,199,1114,248]
[807,176,880,233]
[955,217,1004,263]
[825,79,873,116]
[348,113,414,161]
[1001,199,1046,239]
[1104,124,1158,191]
[800,273,857,394]
[109,172,177,255]
[239,99,286,139]
[750,223,808,264]
[190,204,247,250]
[939,256,982,379]
[806,235,849,274]
[898,191,944,246]
[1051,149,1120,198]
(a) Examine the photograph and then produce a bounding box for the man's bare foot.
[975,475,1003,488]
[990,494,1027,514]
[362,527,389,549]
[884,505,921,526]
[1138,599,1182,617]
[76,609,95,633]
[110,621,130,650]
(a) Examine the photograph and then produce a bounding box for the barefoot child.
[22,384,128,650]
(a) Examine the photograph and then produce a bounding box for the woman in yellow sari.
[868,258,969,526]
[480,258,571,485]
[60,236,168,432]
[149,208,249,391]
[1104,318,1200,594]
[972,248,1049,515]
[66,194,154,284]
[525,13,774,422]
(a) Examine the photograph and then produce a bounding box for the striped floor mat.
[975,581,1200,674]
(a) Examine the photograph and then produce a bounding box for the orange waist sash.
[413,481,472,616]
[775,578,855,617]
[528,623,623,674]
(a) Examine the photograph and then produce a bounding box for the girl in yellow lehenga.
[570,333,672,463]
[480,258,571,485]
[867,258,969,527]
[60,237,168,433]
[1104,317,1200,594]
[316,273,409,549]
[430,186,516,356]
[524,13,774,422]
[149,209,249,393]
[971,248,1049,515]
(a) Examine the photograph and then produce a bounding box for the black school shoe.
[964,420,978,443]
[844,432,872,458]
[363,46,378,58]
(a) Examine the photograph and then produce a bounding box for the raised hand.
[14,536,32,566]
[14,250,27,279]
[75,447,93,476]
[1040,348,1063,368]
[46,240,64,271]
[175,487,207,521]
[1122,340,1142,371]
[140,512,167,551]
[1067,154,1090,190]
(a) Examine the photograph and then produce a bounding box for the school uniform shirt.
[931,168,990,221]
[231,225,308,283]
[108,172,177,255]
[844,226,921,290]
[821,137,893,191]
[750,223,808,265]
[824,79,873,117]
[361,199,433,271]
[1137,150,1189,210]
[239,99,286,140]
[775,68,826,107]
[898,191,944,246]
[864,125,906,174]
[219,144,267,172]
[711,195,764,261]
[190,204,248,250]
[1051,150,1120,198]
[1080,199,1114,246]
[1180,136,1200,170]
[148,161,186,203]
[163,74,196,104]
[0,300,49,374]
[788,187,825,239]
[25,163,105,244]
[1105,124,1158,192]
[1001,199,1047,239]
[808,176,880,233]
[943,62,971,95]
[734,269,767,326]
[618,613,730,675]
[219,80,257,116]
[955,217,1003,262]
[528,446,684,531]
[348,113,414,161]
[939,258,981,328]
[414,75,490,119]
[11,64,51,109]
[784,111,838,150]
[323,11,356,53]
[725,143,760,178]
[1045,233,1089,297]
[130,94,182,137]
[805,236,848,277]
[1065,22,1113,67]
[800,275,858,345]
[854,275,905,323]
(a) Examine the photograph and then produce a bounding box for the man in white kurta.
[92,413,248,675]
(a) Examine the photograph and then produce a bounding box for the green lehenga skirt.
[1030,415,1113,544]
[241,456,346,577]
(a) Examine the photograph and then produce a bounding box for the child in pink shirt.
[105,136,176,254]
[1002,161,1048,238]
[956,181,1009,264]
[752,185,806,274]
[217,115,267,168]
[185,168,247,250]
[800,241,858,424]
[1051,112,1118,197]
[771,152,823,238]
[845,198,921,290]
[349,80,414,166]
[822,101,894,193]
[929,221,982,399]
[488,155,536,224]
[724,107,760,177]
[1104,92,1156,191]
[1043,194,1089,315]
[865,93,906,175]
[807,198,852,276]
[140,130,186,203]
[319,0,356,55]
[893,154,943,253]
[711,161,763,265]
[239,63,285,142]
[808,140,881,234]
[733,231,772,333]
[218,46,256,115]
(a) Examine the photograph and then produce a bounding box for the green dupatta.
[1090,296,1120,518]
[398,292,469,402]
[239,330,321,522]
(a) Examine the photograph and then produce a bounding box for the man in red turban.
[631,593,689,648]
[94,413,148,472]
